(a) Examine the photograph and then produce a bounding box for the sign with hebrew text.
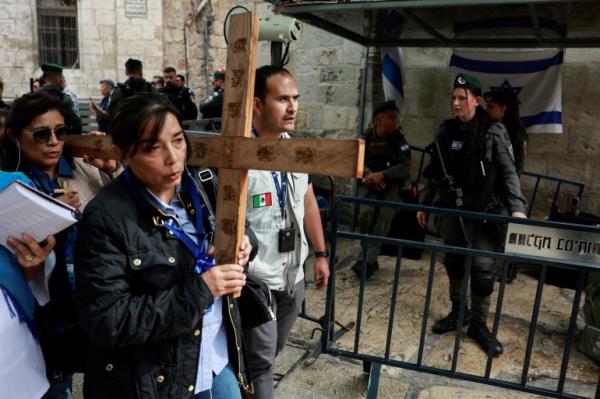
[505,223,600,267]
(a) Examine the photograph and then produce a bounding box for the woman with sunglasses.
[74,93,256,399]
[1,92,117,399]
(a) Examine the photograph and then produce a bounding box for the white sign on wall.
[125,0,147,18]
[505,223,600,268]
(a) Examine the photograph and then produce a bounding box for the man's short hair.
[153,76,165,84]
[176,74,185,83]
[125,58,143,74]
[99,79,115,89]
[254,65,293,101]
[163,66,176,74]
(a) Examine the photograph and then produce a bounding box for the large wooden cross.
[67,12,364,282]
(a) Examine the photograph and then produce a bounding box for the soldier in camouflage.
[352,100,411,278]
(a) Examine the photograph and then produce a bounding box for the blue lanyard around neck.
[123,168,216,275]
[271,171,287,219]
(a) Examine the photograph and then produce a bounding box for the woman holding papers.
[1,93,115,398]
[75,94,256,399]
[0,171,57,399]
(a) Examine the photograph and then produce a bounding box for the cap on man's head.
[41,63,63,73]
[373,99,399,117]
[453,73,482,95]
[214,69,225,80]
[99,79,115,89]
[125,58,142,69]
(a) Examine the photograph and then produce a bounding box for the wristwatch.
[314,250,329,258]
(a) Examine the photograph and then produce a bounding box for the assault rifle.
[433,138,472,248]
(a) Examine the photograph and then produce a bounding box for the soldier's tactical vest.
[435,120,499,211]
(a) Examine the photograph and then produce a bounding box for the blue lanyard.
[271,171,287,219]
[123,168,216,275]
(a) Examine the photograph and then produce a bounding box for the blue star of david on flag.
[449,50,564,133]
[490,79,523,96]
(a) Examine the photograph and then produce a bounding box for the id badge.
[278,227,296,253]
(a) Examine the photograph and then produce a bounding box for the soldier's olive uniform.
[420,112,526,324]
[580,271,600,362]
[358,127,411,265]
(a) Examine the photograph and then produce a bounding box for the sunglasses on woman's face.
[22,125,69,144]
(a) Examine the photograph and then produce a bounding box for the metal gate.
[321,195,600,399]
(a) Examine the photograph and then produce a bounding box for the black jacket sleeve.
[75,205,214,349]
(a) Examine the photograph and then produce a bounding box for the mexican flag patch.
[252,192,272,208]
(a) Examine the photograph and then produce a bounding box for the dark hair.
[125,59,143,75]
[1,93,71,171]
[110,93,189,157]
[0,77,3,91]
[176,74,185,83]
[163,66,176,74]
[488,93,524,133]
[41,70,62,85]
[254,65,293,101]
[153,76,165,84]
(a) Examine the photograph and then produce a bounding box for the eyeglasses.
[22,125,69,144]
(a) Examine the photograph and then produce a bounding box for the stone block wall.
[1,0,166,100]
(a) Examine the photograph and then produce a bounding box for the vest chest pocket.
[127,249,181,291]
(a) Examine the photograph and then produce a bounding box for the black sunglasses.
[23,125,69,143]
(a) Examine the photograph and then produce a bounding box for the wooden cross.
[67,12,364,287]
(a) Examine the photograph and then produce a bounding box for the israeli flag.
[450,49,564,134]
[381,10,405,112]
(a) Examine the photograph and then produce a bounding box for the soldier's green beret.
[41,63,63,73]
[214,70,225,80]
[372,99,399,117]
[453,73,482,95]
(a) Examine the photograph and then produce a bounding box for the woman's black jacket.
[74,171,256,398]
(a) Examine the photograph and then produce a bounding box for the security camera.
[259,14,302,43]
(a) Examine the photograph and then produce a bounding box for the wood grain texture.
[213,12,259,276]
[64,133,365,179]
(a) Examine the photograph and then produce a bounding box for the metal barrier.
[522,171,585,218]
[323,195,600,399]
[410,146,586,218]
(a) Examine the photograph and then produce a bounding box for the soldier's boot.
[432,306,472,334]
[506,263,518,284]
[467,320,503,356]
[351,260,379,278]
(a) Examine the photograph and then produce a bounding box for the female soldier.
[416,74,527,356]
[74,94,255,399]
[484,90,527,176]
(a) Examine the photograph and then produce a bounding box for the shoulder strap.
[188,168,217,220]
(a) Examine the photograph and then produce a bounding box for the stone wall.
[1,0,166,100]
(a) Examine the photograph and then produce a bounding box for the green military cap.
[214,69,225,80]
[41,63,63,73]
[372,99,399,117]
[454,73,482,95]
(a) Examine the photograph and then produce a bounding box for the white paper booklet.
[0,181,78,252]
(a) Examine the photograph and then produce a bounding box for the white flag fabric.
[450,49,564,134]
[381,10,405,112]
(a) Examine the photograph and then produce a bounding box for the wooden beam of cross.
[66,12,365,286]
